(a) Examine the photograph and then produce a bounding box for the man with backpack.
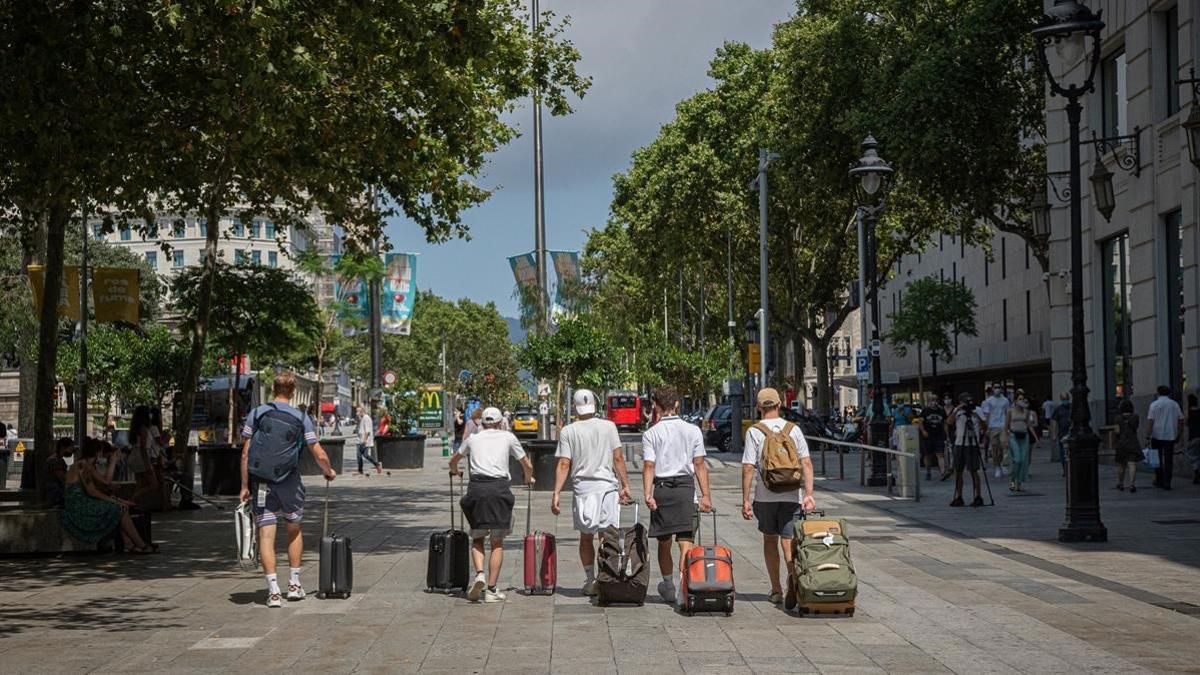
[240,371,338,608]
[740,387,814,606]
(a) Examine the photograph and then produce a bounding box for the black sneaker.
[971,496,984,507]
[949,497,964,507]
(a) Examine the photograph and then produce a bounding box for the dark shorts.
[649,477,695,541]
[752,501,802,538]
[250,471,306,528]
[954,444,982,472]
[924,440,946,458]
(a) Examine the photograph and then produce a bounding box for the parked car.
[512,408,539,434]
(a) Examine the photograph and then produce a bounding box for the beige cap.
[757,387,781,407]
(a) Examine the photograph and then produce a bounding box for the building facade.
[1044,0,1200,423]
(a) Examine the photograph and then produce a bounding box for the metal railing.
[807,436,921,502]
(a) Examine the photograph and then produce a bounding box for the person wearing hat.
[449,406,533,603]
[552,389,633,596]
[641,386,712,605]
[740,387,814,606]
[949,392,985,507]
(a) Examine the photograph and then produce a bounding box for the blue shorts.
[250,471,306,528]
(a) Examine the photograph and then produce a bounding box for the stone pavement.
[1,438,1198,674]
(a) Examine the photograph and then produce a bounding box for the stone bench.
[0,508,101,555]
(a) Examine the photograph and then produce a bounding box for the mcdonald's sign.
[418,385,445,429]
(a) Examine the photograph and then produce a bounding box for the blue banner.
[381,253,417,335]
[331,254,369,328]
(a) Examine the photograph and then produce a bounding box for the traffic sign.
[870,339,881,356]
[382,370,397,387]
[855,348,870,382]
[537,381,551,397]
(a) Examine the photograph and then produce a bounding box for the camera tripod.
[959,418,995,506]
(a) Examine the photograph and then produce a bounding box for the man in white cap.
[551,389,633,596]
[449,406,533,603]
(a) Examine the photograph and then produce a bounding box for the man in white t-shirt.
[1145,385,1184,490]
[355,405,381,475]
[449,407,533,603]
[642,386,711,605]
[978,388,1010,477]
[740,387,814,607]
[552,389,633,596]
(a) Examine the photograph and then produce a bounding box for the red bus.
[606,391,643,432]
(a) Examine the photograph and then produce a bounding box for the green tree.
[518,316,624,422]
[886,277,978,399]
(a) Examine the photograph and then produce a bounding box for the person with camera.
[949,392,986,507]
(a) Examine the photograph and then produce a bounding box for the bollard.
[441,432,449,457]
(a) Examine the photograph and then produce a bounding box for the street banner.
[550,250,581,309]
[27,264,81,320]
[92,267,140,324]
[331,254,369,329]
[381,253,417,336]
[508,252,547,323]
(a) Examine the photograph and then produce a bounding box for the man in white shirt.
[449,407,533,603]
[355,405,381,475]
[978,388,1010,478]
[642,386,712,605]
[740,387,814,608]
[1145,386,1184,490]
[552,389,633,596]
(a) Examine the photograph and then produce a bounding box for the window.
[1002,298,1008,342]
[91,224,105,241]
[173,250,185,268]
[250,220,261,239]
[960,235,965,258]
[251,250,262,265]
[1161,6,1180,118]
[1102,233,1133,421]
[1101,50,1128,138]
[145,251,157,269]
[233,219,244,237]
[939,233,944,251]
[235,249,247,265]
[898,289,903,315]
[265,221,276,239]
[198,219,207,237]
[1026,290,1032,335]
[120,227,131,241]
[952,261,957,286]
[173,221,185,238]
[984,255,989,286]
[1025,243,1030,270]
[1001,238,1007,280]
[268,251,278,267]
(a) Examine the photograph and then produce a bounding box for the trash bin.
[300,438,345,476]
[520,439,559,492]
[376,434,426,469]
[198,444,242,496]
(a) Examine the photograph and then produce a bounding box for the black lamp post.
[849,135,894,487]
[1031,0,1108,542]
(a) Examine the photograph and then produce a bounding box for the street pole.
[865,206,888,487]
[75,206,89,445]
[1060,95,1106,542]
[532,0,550,440]
[757,148,770,389]
[856,208,868,411]
[368,189,383,398]
[726,223,734,343]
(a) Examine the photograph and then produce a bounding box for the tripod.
[959,418,994,506]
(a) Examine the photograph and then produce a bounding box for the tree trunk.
[227,356,238,442]
[916,341,924,404]
[17,213,46,445]
[808,334,831,419]
[32,202,69,502]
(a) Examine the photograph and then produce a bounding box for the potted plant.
[374,388,426,469]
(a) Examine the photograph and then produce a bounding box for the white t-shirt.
[741,418,810,504]
[556,417,621,486]
[641,416,705,478]
[1041,399,1055,422]
[1148,396,1184,441]
[358,413,375,447]
[457,428,526,479]
[979,395,1010,429]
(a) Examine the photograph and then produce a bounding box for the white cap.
[481,407,503,424]
[573,389,597,416]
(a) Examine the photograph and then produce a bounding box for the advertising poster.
[92,267,140,324]
[381,253,417,335]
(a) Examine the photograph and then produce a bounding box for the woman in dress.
[61,439,156,553]
[1114,398,1142,492]
[1005,395,1039,492]
[127,406,162,507]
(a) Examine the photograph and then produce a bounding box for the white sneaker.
[657,580,676,604]
[286,583,306,601]
[267,592,283,608]
[483,588,507,603]
[468,573,486,602]
[582,579,597,596]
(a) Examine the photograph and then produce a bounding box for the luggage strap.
[616,499,638,577]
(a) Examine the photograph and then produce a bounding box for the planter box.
[300,439,345,477]
[376,434,426,470]
[198,445,242,496]
[519,439,560,492]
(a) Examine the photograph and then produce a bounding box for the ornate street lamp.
[1176,68,1200,169]
[1089,148,1116,222]
[849,135,894,487]
[1031,0,1107,542]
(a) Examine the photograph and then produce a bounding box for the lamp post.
[749,149,779,389]
[849,135,893,487]
[1031,0,1107,542]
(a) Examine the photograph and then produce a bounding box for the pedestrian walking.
[1186,393,1200,485]
[979,387,1011,478]
[641,386,712,606]
[240,371,338,608]
[448,407,533,603]
[1005,394,1038,492]
[739,387,814,607]
[1145,386,1184,490]
[461,406,483,445]
[551,389,633,596]
[453,408,465,452]
[355,405,381,475]
[918,394,950,481]
[949,393,985,507]
[1113,399,1141,492]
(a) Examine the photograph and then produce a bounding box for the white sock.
[584,567,595,582]
[289,568,301,587]
[266,574,280,595]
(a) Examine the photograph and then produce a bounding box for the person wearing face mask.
[917,394,949,481]
[979,387,1011,478]
[1005,395,1039,492]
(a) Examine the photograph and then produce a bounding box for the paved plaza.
[2,439,1200,674]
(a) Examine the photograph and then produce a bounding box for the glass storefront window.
[1102,233,1133,421]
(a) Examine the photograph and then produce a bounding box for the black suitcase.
[427,474,470,593]
[596,502,649,606]
[317,481,352,599]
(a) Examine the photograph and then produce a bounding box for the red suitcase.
[680,509,734,616]
[522,486,556,594]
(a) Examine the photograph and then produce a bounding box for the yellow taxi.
[512,409,539,433]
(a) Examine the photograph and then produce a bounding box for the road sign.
[382,370,397,387]
[855,348,870,382]
[537,381,551,397]
[748,343,761,374]
[870,339,881,356]
[538,401,549,416]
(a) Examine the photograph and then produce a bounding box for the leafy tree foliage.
[886,276,978,397]
[518,316,624,394]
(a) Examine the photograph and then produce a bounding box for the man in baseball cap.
[552,389,633,595]
[450,406,533,603]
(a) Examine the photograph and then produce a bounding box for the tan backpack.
[754,421,804,492]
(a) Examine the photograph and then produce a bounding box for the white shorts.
[573,484,619,534]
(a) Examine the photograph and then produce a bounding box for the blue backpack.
[247,403,305,483]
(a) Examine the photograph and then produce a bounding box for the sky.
[384,0,795,318]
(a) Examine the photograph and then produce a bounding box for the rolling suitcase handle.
[696,507,718,546]
[322,479,331,539]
